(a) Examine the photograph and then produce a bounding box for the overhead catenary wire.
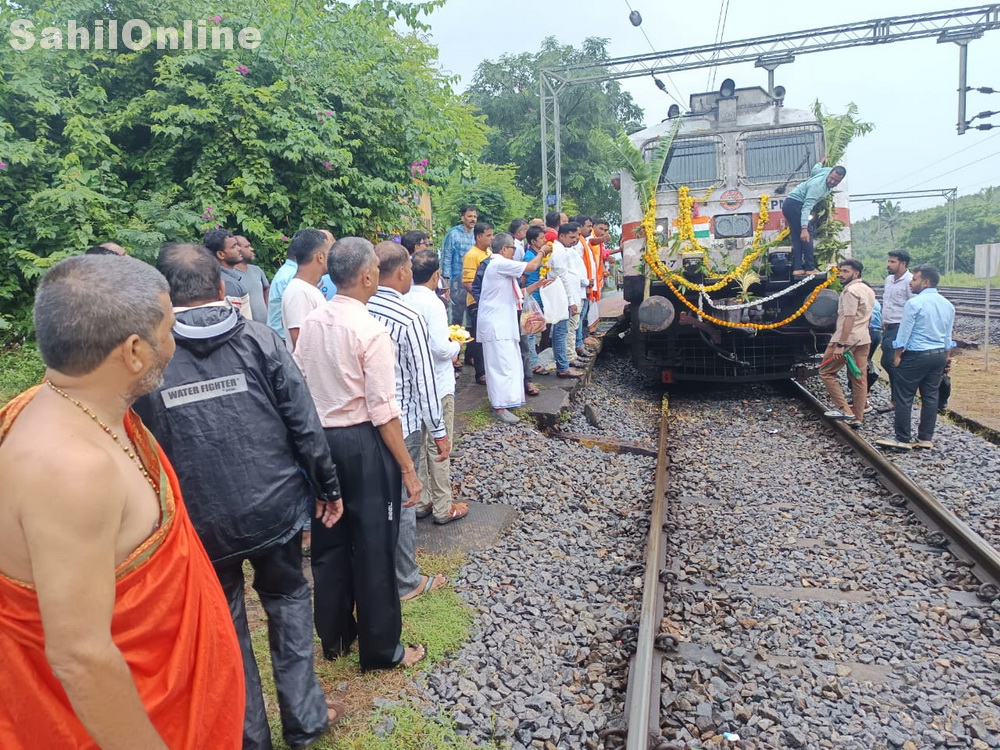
[705,0,731,91]
[874,131,1000,191]
[622,0,686,108]
[906,149,1000,190]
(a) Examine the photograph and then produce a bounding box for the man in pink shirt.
[293,237,426,672]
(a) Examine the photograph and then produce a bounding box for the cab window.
[658,140,718,190]
[743,132,817,184]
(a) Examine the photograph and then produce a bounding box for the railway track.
[608,379,1000,749]
[872,285,1000,316]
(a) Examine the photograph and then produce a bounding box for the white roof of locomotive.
[628,86,820,146]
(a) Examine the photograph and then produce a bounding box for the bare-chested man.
[0,255,244,750]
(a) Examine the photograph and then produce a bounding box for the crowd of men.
[819,249,956,451]
[440,206,616,422]
[0,203,618,749]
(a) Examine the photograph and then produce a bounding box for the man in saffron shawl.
[0,255,244,750]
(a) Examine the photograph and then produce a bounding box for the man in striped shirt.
[368,242,451,601]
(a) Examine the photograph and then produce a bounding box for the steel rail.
[621,396,672,750]
[789,380,1000,598]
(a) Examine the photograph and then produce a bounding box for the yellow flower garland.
[641,187,835,329]
[642,194,790,294]
[661,271,837,331]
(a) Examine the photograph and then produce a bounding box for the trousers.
[418,394,455,522]
[880,323,900,402]
[819,343,870,421]
[782,198,816,272]
[448,275,467,327]
[395,430,424,595]
[893,349,948,443]
[215,533,327,750]
[312,423,404,671]
[465,303,485,379]
[552,319,570,372]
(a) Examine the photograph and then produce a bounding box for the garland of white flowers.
[696,271,828,311]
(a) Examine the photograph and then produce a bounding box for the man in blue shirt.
[782,159,846,276]
[266,229,338,340]
[876,264,955,451]
[439,205,478,326]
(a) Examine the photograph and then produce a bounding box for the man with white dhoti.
[477,232,552,424]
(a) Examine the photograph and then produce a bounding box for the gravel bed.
[804,375,1000,553]
[662,384,1000,749]
[560,349,661,446]
[953,313,1000,348]
[420,416,657,749]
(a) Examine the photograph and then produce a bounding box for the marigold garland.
[641,187,836,330]
[662,271,837,331]
[642,193,789,294]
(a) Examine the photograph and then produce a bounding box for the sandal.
[532,366,551,376]
[400,573,447,601]
[434,502,469,525]
[476,375,487,385]
[525,383,540,396]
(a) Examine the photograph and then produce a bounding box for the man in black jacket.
[134,243,344,750]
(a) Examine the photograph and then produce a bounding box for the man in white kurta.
[477,233,550,423]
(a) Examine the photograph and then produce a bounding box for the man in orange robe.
[0,255,244,750]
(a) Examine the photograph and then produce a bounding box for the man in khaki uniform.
[820,258,876,427]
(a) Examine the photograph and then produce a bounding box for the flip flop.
[525,383,541,396]
[400,573,447,601]
[325,699,349,727]
[532,366,551,376]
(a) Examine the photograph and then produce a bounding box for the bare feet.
[400,643,427,667]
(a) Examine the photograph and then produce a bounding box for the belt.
[905,348,946,355]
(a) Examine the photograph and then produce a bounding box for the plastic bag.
[539,278,569,324]
[520,295,546,335]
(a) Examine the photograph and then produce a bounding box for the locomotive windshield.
[658,140,718,190]
[742,130,819,184]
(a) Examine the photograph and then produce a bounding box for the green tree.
[466,37,644,223]
[0,0,486,339]
[433,163,534,233]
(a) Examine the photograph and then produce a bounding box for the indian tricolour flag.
[671,216,712,239]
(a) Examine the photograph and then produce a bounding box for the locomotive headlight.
[655,224,664,233]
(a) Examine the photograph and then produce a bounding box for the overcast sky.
[425,0,1000,220]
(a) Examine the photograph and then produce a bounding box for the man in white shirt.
[406,251,468,525]
[281,230,333,352]
[564,220,590,368]
[881,249,914,406]
[548,222,584,378]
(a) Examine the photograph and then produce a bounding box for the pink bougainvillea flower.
[236,64,249,76]
[420,158,428,166]
[325,110,333,116]
[280,235,289,242]
[0,161,6,170]
[322,161,332,170]
[211,15,222,24]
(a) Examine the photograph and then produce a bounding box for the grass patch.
[456,403,494,432]
[946,345,1000,432]
[249,550,475,749]
[0,345,45,404]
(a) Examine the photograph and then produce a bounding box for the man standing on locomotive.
[782,158,846,276]
[820,259,875,428]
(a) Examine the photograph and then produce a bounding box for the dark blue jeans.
[892,349,947,442]
[781,198,816,272]
[552,319,569,372]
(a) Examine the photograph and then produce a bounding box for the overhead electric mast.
[540,5,1000,210]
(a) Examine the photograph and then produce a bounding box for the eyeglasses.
[503,245,516,250]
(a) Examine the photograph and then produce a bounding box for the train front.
[619,82,849,383]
